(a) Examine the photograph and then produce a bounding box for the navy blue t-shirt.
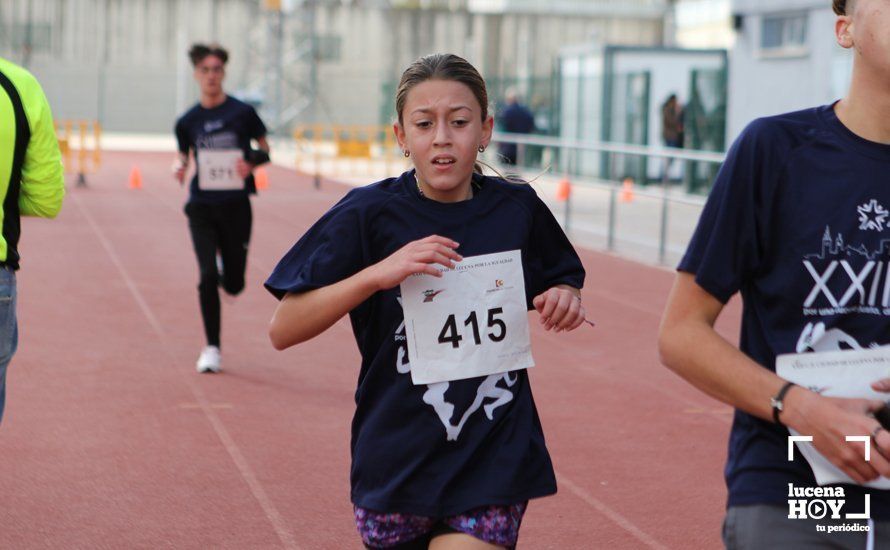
[680,104,890,518]
[174,96,266,204]
[265,171,585,516]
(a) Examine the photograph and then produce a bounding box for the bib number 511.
[437,307,507,349]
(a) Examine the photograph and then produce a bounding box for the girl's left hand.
[532,287,585,332]
[236,159,253,179]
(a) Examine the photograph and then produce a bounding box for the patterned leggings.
[355,502,528,549]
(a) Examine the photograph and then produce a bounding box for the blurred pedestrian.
[497,88,535,165]
[661,93,684,148]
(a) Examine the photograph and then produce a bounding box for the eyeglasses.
[198,66,225,75]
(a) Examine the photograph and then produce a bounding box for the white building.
[727,0,851,139]
[673,0,734,48]
[0,0,672,132]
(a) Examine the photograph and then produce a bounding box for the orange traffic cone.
[556,176,571,202]
[255,167,269,190]
[620,177,634,203]
[129,165,142,189]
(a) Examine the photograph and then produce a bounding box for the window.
[760,13,808,55]
[314,35,342,62]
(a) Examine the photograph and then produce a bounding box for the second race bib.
[777,347,890,489]
[400,249,534,385]
[198,149,243,190]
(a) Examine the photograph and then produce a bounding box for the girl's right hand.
[369,235,462,290]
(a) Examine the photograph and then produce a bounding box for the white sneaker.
[196,345,221,373]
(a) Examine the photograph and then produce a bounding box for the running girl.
[266,53,587,549]
[174,43,269,373]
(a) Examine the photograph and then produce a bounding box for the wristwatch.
[770,381,797,426]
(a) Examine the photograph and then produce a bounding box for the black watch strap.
[771,381,797,426]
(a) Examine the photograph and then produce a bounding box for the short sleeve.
[246,106,266,140]
[265,189,369,300]
[678,119,778,303]
[174,118,189,155]
[525,191,585,300]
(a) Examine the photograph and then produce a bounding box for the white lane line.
[72,192,300,550]
[556,470,671,550]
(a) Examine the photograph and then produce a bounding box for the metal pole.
[22,0,33,67]
[308,0,318,124]
[563,191,571,232]
[563,147,577,231]
[608,185,616,251]
[274,9,284,131]
[97,0,111,126]
[658,159,671,264]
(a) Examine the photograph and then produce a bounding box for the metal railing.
[490,131,726,265]
[292,124,406,187]
[287,125,726,266]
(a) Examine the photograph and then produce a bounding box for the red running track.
[0,151,742,549]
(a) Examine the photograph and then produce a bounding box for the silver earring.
[478,146,485,153]
[404,150,410,158]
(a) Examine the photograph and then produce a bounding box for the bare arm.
[659,272,890,483]
[658,272,789,416]
[172,152,189,185]
[269,235,462,350]
[269,266,378,350]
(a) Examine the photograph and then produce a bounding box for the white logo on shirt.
[204,120,225,133]
[394,297,516,441]
[796,322,867,353]
[857,199,889,232]
[802,227,890,315]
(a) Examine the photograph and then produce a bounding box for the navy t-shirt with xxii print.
[680,104,890,519]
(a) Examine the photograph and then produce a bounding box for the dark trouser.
[724,505,888,550]
[184,198,252,348]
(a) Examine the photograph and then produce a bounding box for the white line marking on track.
[556,470,670,550]
[72,192,301,550]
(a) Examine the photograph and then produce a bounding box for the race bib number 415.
[400,249,534,385]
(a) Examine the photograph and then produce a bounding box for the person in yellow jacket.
[0,57,65,424]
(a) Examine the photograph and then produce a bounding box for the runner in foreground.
[266,53,587,549]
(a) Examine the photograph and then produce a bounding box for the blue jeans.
[0,267,18,424]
